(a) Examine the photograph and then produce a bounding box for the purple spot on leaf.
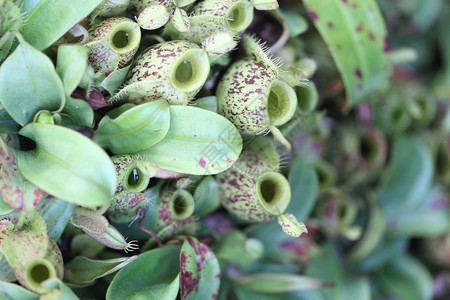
[308,11,318,22]
[199,157,206,168]
[355,68,363,79]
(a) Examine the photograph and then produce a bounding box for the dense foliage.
[0,0,449,299]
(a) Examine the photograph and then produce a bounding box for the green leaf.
[234,288,316,300]
[0,39,65,126]
[377,136,433,216]
[288,157,319,220]
[305,244,370,300]
[17,124,116,206]
[356,237,408,273]
[106,245,181,300]
[0,109,20,134]
[41,278,80,300]
[180,236,220,300]
[0,280,39,300]
[0,255,16,282]
[193,176,220,216]
[302,0,391,106]
[388,187,449,238]
[62,97,94,128]
[236,273,326,293]
[20,0,103,50]
[279,10,309,37]
[93,101,170,154]
[127,274,180,300]
[56,45,89,96]
[0,194,13,215]
[65,256,138,284]
[101,66,131,95]
[139,105,242,175]
[37,197,75,241]
[192,96,217,113]
[410,0,444,32]
[376,254,432,300]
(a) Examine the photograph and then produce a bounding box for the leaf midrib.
[36,149,110,198]
[94,103,167,141]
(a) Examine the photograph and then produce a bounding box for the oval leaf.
[0,281,39,300]
[37,197,75,241]
[0,39,65,126]
[17,124,116,206]
[376,255,432,300]
[288,157,319,220]
[180,236,220,300]
[106,245,181,300]
[62,97,94,128]
[237,273,326,293]
[56,45,89,96]
[139,105,242,175]
[377,136,433,216]
[305,244,371,300]
[137,4,170,30]
[101,65,131,95]
[126,274,180,299]
[21,0,102,50]
[94,101,170,154]
[0,255,16,282]
[303,0,391,106]
[65,256,138,284]
[41,278,79,300]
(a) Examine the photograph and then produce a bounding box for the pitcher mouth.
[109,21,141,54]
[359,130,385,165]
[266,79,298,127]
[227,1,254,32]
[255,171,291,216]
[25,258,57,291]
[295,83,318,114]
[170,189,195,220]
[169,48,210,93]
[124,164,149,192]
